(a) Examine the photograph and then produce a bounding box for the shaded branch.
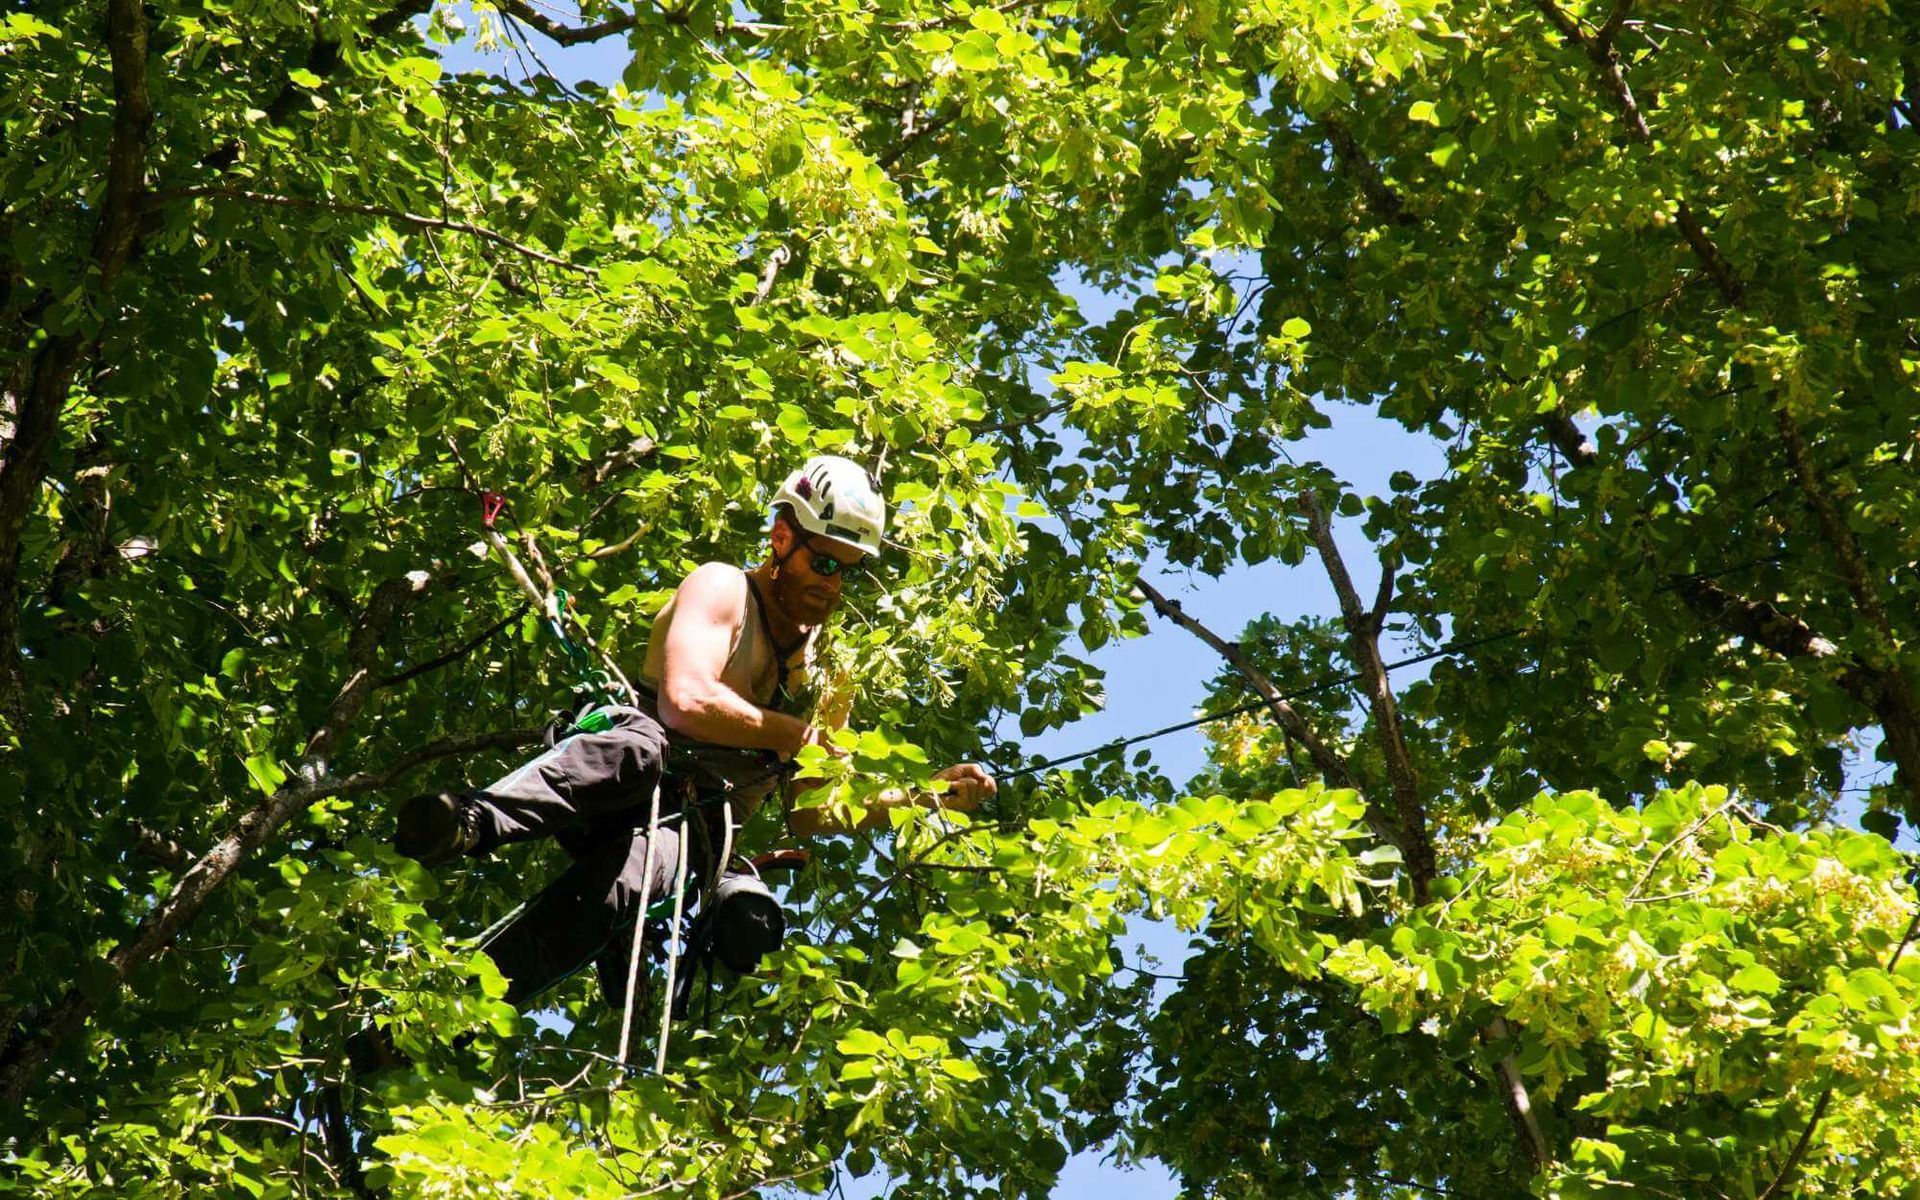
[1532,0,1743,304]
[1595,0,1635,49]
[1484,1016,1555,1171]
[0,0,152,724]
[148,187,595,274]
[579,436,659,490]
[496,0,638,45]
[877,106,959,169]
[0,574,440,1103]
[1671,575,1841,661]
[1320,114,1416,227]
[752,245,792,306]
[1370,555,1398,635]
[202,1,431,173]
[130,821,192,871]
[1543,412,1598,468]
[1776,408,1920,819]
[1299,491,1437,902]
[377,601,528,689]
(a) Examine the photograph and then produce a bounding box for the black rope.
[998,628,1522,781]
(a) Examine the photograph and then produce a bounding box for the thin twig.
[1627,795,1738,900]
[149,187,595,274]
[377,602,528,687]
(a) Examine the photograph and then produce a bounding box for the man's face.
[770,521,864,626]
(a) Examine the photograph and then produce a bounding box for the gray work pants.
[469,706,698,1005]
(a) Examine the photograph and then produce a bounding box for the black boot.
[394,792,485,866]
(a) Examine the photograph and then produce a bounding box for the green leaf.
[940,1057,984,1080]
[242,753,287,797]
[1729,964,1782,995]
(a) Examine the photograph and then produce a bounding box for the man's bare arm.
[657,564,812,756]
[785,764,997,837]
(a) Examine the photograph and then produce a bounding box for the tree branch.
[1594,0,1635,50]
[148,187,596,275]
[1671,575,1841,661]
[130,821,192,871]
[201,1,432,173]
[579,436,659,490]
[1132,577,1364,797]
[0,0,152,725]
[1369,554,1398,635]
[1484,1016,1555,1171]
[1776,408,1920,820]
[752,244,792,306]
[496,0,639,45]
[1299,492,1437,902]
[0,574,499,1104]
[377,602,528,689]
[1320,114,1416,227]
[877,106,958,169]
[1531,0,1743,304]
[1542,412,1598,469]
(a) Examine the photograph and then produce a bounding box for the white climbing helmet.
[771,455,885,556]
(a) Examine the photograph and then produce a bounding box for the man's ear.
[768,516,795,561]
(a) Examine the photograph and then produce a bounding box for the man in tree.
[394,455,997,1006]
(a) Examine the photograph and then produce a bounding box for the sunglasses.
[803,539,868,580]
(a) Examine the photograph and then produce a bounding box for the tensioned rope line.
[996,551,1789,782]
[998,628,1522,781]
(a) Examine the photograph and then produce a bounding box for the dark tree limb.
[1776,409,1920,820]
[1484,1016,1555,1172]
[1132,576,1366,798]
[1299,491,1437,902]
[877,107,959,169]
[1320,114,1416,227]
[147,188,595,274]
[1543,412,1598,469]
[1671,575,1842,662]
[201,0,432,173]
[496,0,639,45]
[0,0,152,726]
[0,571,541,1104]
[579,436,659,490]
[130,821,192,871]
[752,245,792,305]
[377,602,528,689]
[1532,0,1744,305]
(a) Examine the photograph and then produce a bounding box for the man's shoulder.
[674,562,750,615]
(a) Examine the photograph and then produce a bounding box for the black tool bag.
[672,872,786,1019]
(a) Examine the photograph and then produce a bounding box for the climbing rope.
[473,485,636,708]
[615,779,665,1067]
[655,808,693,1074]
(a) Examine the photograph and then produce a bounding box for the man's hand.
[786,722,848,763]
[931,763,996,811]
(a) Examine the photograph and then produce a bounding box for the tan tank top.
[635,566,816,805]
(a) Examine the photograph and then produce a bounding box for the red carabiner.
[480,490,507,529]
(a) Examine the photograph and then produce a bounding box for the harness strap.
[743,575,807,705]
